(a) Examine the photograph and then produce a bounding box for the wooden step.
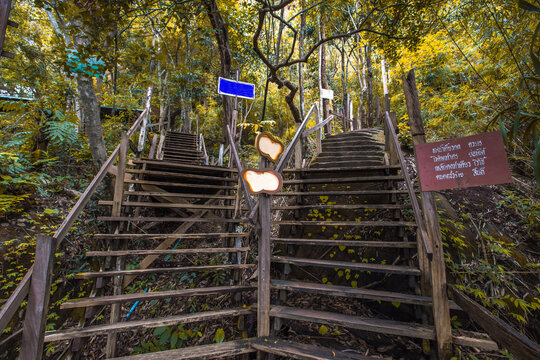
[99,201,235,211]
[317,152,384,158]
[124,191,236,200]
[74,264,255,279]
[270,306,434,340]
[274,220,417,227]
[250,337,376,360]
[272,238,416,248]
[111,339,256,359]
[271,256,421,276]
[85,247,250,257]
[272,204,407,210]
[133,159,237,173]
[275,190,410,196]
[272,280,433,307]
[283,175,403,185]
[44,308,253,342]
[126,169,236,182]
[162,153,204,160]
[98,216,249,223]
[93,233,249,240]
[311,160,384,168]
[60,285,255,309]
[283,165,400,173]
[124,179,236,190]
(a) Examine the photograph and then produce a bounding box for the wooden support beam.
[403,69,452,359]
[0,0,13,55]
[257,194,271,337]
[449,285,540,360]
[19,235,56,360]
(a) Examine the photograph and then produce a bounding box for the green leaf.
[499,121,508,145]
[519,0,540,13]
[170,331,178,348]
[213,328,225,343]
[159,330,170,345]
[533,140,540,187]
[153,326,167,336]
[530,22,540,76]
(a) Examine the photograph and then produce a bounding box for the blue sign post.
[218,77,255,99]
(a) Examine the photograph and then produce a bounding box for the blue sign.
[218,77,255,99]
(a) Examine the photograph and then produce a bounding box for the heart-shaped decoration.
[241,169,283,194]
[255,133,284,163]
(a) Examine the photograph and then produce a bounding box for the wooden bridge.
[2,72,540,360]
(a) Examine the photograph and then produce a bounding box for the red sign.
[415,131,512,191]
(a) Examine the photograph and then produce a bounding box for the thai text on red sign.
[415,131,512,191]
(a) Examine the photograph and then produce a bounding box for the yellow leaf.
[318,325,329,335]
[392,301,401,308]
[351,281,358,288]
[339,246,346,251]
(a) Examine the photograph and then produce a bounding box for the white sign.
[321,88,334,100]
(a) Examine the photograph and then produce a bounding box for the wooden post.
[148,134,158,159]
[257,156,271,339]
[403,69,452,359]
[0,0,17,59]
[106,133,128,358]
[19,235,56,360]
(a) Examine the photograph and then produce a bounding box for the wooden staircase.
[161,131,205,164]
[42,133,258,358]
[267,128,438,355]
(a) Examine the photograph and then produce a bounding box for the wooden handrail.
[226,124,254,214]
[0,86,154,335]
[303,114,333,138]
[384,111,433,259]
[276,104,317,172]
[199,134,209,164]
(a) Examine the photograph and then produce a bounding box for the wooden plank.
[250,337,375,360]
[44,309,253,342]
[60,286,255,309]
[98,216,247,223]
[403,69,451,358]
[275,190,411,196]
[0,266,32,334]
[449,285,539,359]
[272,256,420,276]
[272,204,406,210]
[124,178,235,189]
[124,191,235,199]
[272,238,416,248]
[270,306,435,339]
[258,194,271,337]
[274,220,417,227]
[283,165,400,172]
[283,175,403,185]
[272,280,433,306]
[85,247,250,257]
[94,232,249,239]
[126,169,236,182]
[75,264,255,279]
[132,158,237,172]
[99,200,235,210]
[110,338,255,359]
[452,333,498,351]
[20,235,56,360]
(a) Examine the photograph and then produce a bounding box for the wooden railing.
[226,124,254,215]
[383,111,433,258]
[0,86,154,349]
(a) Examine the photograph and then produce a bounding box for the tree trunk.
[365,44,374,126]
[203,0,232,140]
[319,14,330,133]
[77,75,107,167]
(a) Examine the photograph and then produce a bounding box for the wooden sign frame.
[241,168,283,195]
[255,132,284,164]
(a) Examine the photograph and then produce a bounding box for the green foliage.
[133,325,202,353]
